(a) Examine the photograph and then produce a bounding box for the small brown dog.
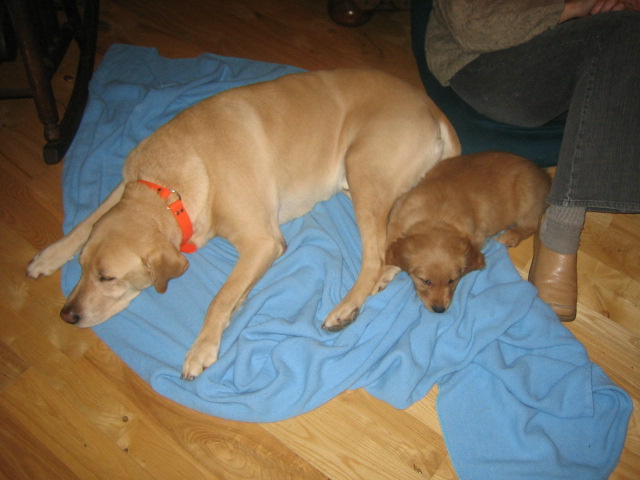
[373,151,551,313]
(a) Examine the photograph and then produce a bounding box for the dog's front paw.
[26,245,73,278]
[181,337,220,380]
[322,306,360,332]
[371,265,401,295]
[370,279,388,295]
[27,253,59,278]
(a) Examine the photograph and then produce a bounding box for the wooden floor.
[1,1,638,478]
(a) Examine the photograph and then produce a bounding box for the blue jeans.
[449,12,640,213]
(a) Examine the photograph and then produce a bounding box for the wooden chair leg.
[328,0,374,27]
[6,0,99,164]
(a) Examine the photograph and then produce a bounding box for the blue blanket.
[61,45,631,480]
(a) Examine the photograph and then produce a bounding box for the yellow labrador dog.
[27,69,460,379]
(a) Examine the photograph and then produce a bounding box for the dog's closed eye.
[422,278,456,286]
[98,273,116,282]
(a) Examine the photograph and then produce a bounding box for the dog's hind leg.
[321,159,400,331]
[322,202,389,331]
[322,120,443,331]
[27,183,126,277]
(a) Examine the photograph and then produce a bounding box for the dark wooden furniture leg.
[328,1,409,27]
[328,0,374,27]
[4,0,99,164]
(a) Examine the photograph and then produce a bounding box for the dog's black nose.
[60,306,80,324]
[432,305,446,314]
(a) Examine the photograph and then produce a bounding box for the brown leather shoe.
[528,234,578,321]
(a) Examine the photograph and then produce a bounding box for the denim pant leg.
[449,12,640,213]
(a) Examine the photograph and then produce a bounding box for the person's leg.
[449,12,640,320]
[450,11,640,213]
[528,205,585,321]
[547,13,640,214]
[539,206,585,255]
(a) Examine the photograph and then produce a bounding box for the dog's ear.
[144,244,189,293]
[385,237,409,271]
[463,241,486,274]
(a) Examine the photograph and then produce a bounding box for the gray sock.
[540,205,586,255]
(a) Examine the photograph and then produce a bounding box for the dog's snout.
[432,305,446,314]
[60,306,81,324]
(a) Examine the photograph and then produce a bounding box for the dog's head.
[386,230,485,313]
[60,205,189,328]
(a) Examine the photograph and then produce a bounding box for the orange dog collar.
[137,180,197,253]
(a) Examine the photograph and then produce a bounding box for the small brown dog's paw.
[321,307,359,332]
[370,282,387,296]
[371,265,401,295]
[496,227,535,248]
[496,230,520,248]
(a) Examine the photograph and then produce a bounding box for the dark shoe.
[528,234,577,321]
